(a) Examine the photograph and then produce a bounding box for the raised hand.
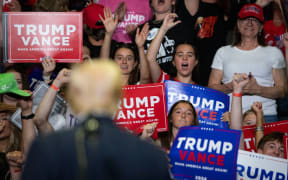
[232,73,249,93]
[135,23,149,48]
[125,24,137,36]
[53,68,71,88]
[6,0,21,12]
[42,56,56,77]
[99,7,119,34]
[115,1,127,21]
[256,0,273,7]
[161,13,181,33]
[251,101,263,114]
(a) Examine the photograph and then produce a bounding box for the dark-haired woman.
[208,4,287,123]
[100,7,150,85]
[159,100,199,150]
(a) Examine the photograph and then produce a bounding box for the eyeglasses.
[240,17,260,25]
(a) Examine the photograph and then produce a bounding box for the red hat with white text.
[238,3,264,23]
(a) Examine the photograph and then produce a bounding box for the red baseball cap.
[238,4,264,23]
[83,3,105,29]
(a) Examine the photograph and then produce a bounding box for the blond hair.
[67,60,122,116]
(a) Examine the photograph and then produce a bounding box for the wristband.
[255,126,264,131]
[14,169,22,173]
[51,84,59,91]
[232,92,242,97]
[21,113,34,120]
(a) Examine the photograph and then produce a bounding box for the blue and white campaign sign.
[169,126,241,180]
[165,80,230,128]
[237,150,288,180]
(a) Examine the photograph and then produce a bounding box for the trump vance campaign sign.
[165,80,229,128]
[169,126,241,180]
[237,150,288,180]
[114,83,168,134]
[5,12,82,63]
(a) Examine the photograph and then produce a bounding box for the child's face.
[273,11,284,27]
[242,112,256,126]
[257,140,284,158]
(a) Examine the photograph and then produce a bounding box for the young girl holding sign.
[158,100,200,150]
[145,13,199,84]
[140,100,199,151]
[100,7,150,85]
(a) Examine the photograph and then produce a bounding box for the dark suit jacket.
[22,115,170,180]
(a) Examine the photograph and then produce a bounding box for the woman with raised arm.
[146,13,198,84]
[100,7,150,85]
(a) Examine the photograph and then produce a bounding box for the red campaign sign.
[243,120,288,154]
[7,12,82,63]
[114,83,168,135]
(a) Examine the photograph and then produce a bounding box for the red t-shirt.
[264,20,286,57]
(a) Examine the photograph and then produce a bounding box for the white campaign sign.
[237,150,288,180]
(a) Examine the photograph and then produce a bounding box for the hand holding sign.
[42,57,56,76]
[100,7,119,35]
[141,122,158,139]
